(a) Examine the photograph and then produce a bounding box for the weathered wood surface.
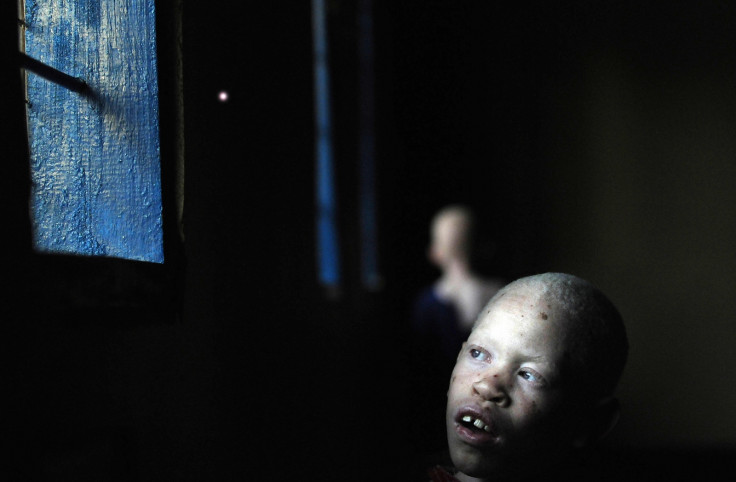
[25,0,163,263]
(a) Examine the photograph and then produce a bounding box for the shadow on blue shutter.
[25,0,163,263]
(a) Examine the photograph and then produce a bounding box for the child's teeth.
[462,415,490,432]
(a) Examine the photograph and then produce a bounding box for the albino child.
[434,273,628,481]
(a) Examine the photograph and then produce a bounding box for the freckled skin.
[446,288,585,480]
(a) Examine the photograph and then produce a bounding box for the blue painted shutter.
[312,0,341,289]
[25,0,163,263]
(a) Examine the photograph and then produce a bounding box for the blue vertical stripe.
[312,0,341,288]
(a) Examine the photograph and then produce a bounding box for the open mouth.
[453,411,498,446]
[459,414,492,433]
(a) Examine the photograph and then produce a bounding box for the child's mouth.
[454,411,498,446]
[460,414,492,433]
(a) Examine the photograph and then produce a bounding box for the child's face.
[428,215,457,266]
[445,287,584,478]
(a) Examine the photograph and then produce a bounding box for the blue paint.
[25,0,163,263]
[312,0,341,287]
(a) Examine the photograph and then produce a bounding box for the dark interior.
[5,2,736,480]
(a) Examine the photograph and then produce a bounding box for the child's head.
[428,205,475,269]
[445,273,628,480]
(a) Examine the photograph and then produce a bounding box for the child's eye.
[519,369,545,385]
[469,347,490,362]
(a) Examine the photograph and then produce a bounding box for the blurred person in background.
[410,205,504,461]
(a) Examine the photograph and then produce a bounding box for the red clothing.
[427,465,461,482]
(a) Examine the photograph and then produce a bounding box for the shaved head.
[479,273,628,399]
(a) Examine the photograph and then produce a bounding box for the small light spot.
[218,90,229,102]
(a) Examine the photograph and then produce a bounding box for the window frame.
[12,0,185,324]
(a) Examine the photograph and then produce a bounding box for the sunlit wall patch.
[24,0,163,263]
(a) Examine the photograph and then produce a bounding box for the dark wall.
[7,1,736,481]
[537,3,736,451]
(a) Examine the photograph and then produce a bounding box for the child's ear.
[572,396,620,449]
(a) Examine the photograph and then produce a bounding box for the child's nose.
[472,370,511,407]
